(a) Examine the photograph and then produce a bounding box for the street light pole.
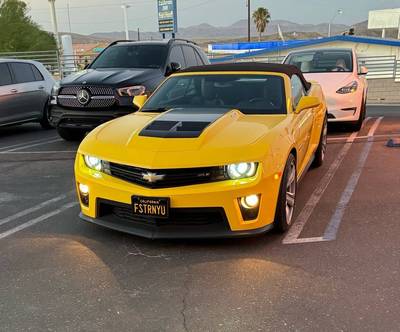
[328,9,343,37]
[48,0,61,50]
[247,0,251,42]
[121,4,130,40]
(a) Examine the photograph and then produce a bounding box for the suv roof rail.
[169,38,198,46]
[108,40,136,47]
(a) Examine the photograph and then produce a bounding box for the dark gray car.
[0,59,55,129]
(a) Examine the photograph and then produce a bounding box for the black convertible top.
[179,62,311,90]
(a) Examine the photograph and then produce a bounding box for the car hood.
[78,108,287,168]
[61,68,162,87]
[303,72,355,93]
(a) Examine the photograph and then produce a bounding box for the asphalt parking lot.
[0,105,399,331]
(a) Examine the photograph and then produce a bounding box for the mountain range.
[66,19,397,45]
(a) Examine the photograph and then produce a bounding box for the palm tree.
[252,7,271,41]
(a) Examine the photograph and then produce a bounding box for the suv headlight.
[117,85,146,97]
[336,81,358,94]
[51,82,60,96]
[84,155,103,171]
[225,162,258,180]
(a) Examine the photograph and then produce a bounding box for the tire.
[39,102,53,129]
[57,127,85,141]
[349,97,366,132]
[312,115,327,168]
[274,154,297,233]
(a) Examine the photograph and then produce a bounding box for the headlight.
[336,81,358,94]
[84,155,103,171]
[51,82,60,96]
[117,85,146,97]
[225,162,258,180]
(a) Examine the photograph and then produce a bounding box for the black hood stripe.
[139,108,230,138]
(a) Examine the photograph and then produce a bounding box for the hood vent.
[139,108,229,138]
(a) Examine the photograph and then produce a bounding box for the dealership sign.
[158,0,177,33]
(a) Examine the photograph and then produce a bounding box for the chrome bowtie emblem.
[142,172,165,183]
[77,89,90,105]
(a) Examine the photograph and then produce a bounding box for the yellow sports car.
[75,63,327,239]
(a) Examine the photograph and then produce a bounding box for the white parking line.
[284,117,383,245]
[282,131,358,245]
[0,194,70,227]
[328,133,400,142]
[0,201,78,240]
[0,137,58,152]
[323,116,383,241]
[4,138,63,152]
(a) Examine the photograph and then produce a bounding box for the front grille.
[98,200,228,228]
[59,86,114,96]
[58,86,115,109]
[58,96,115,108]
[108,162,226,189]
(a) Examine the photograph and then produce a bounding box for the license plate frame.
[132,196,170,219]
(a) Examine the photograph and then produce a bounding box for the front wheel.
[274,154,297,233]
[312,115,327,168]
[349,97,366,132]
[57,127,85,141]
[39,102,53,129]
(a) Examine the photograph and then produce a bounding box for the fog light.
[79,183,89,195]
[238,194,261,221]
[78,183,89,206]
[240,194,260,209]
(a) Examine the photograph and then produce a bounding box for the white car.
[284,48,368,130]
[0,59,55,128]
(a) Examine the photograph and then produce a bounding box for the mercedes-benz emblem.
[142,172,165,183]
[77,89,91,105]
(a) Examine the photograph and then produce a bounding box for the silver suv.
[0,59,55,129]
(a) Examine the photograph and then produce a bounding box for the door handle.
[38,86,45,90]
[10,89,18,93]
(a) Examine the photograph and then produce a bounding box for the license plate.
[132,196,170,219]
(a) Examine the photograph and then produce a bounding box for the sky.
[25,0,400,35]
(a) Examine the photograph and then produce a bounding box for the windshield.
[142,74,286,115]
[90,44,168,69]
[285,50,353,73]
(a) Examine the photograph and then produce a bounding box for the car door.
[9,62,45,121]
[291,75,314,169]
[0,62,20,125]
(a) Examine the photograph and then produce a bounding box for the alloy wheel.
[285,161,297,225]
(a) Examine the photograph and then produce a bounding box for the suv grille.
[58,86,115,109]
[108,162,226,189]
[59,86,114,96]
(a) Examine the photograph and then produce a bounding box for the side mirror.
[359,66,368,76]
[133,95,148,110]
[166,62,181,76]
[295,96,321,113]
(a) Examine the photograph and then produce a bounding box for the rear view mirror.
[359,66,368,76]
[295,96,321,113]
[133,95,148,110]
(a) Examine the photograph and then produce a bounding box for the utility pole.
[328,9,343,37]
[48,0,61,50]
[66,0,72,33]
[247,0,251,42]
[121,4,130,40]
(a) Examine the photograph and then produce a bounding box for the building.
[209,35,400,60]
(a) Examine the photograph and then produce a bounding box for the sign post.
[158,0,178,38]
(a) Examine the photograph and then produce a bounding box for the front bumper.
[326,91,363,122]
[75,156,281,239]
[49,105,136,130]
